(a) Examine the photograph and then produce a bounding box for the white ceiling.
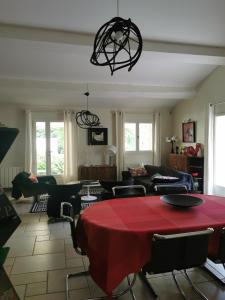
[0,0,225,108]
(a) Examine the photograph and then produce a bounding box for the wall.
[0,104,173,173]
[172,66,225,147]
[172,66,225,192]
[0,104,25,168]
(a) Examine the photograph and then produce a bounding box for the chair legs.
[183,270,208,300]
[139,269,209,300]
[172,270,209,300]
[66,270,137,300]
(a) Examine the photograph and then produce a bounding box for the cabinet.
[169,154,204,193]
[78,165,117,181]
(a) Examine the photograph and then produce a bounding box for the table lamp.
[166,136,178,154]
[105,145,117,166]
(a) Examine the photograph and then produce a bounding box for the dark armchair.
[11,171,57,201]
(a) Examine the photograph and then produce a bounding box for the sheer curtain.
[206,104,215,194]
[25,110,33,173]
[114,111,125,180]
[153,112,161,166]
[64,110,78,183]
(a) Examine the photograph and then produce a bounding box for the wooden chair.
[140,228,214,300]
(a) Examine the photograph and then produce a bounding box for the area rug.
[30,194,49,213]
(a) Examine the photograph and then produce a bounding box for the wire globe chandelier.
[90,0,143,75]
[76,86,101,129]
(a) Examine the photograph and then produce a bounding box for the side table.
[80,181,101,208]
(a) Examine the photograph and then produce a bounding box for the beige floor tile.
[65,244,81,258]
[47,267,87,292]
[34,240,64,255]
[66,257,84,268]
[4,264,13,275]
[15,284,26,300]
[196,280,225,300]
[25,223,50,232]
[185,267,215,283]
[36,235,50,242]
[70,288,92,299]
[6,236,36,257]
[11,253,65,274]
[64,238,73,245]
[20,214,41,224]
[25,292,65,300]
[148,273,200,300]
[49,229,70,240]
[4,257,15,267]
[26,281,47,296]
[10,271,47,285]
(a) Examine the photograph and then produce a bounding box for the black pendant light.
[76,86,101,129]
[90,0,142,75]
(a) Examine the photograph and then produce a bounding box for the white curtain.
[114,111,125,180]
[25,110,33,173]
[206,104,215,194]
[153,112,161,166]
[64,110,78,183]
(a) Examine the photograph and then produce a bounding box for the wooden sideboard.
[169,154,204,193]
[78,165,117,181]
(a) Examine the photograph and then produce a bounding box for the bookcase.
[169,154,204,193]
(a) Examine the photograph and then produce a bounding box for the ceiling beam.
[0,77,196,100]
[1,23,225,65]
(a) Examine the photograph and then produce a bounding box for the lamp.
[166,136,178,154]
[76,85,101,129]
[90,0,142,75]
[104,145,117,166]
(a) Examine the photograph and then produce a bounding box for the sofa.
[122,165,194,194]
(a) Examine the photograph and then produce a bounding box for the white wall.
[172,66,225,192]
[172,66,225,146]
[0,104,173,173]
[0,104,25,168]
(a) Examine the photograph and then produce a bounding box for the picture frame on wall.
[182,121,196,143]
[88,128,108,145]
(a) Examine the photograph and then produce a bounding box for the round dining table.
[76,194,225,296]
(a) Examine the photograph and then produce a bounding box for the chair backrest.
[100,179,134,192]
[112,185,146,198]
[47,183,82,217]
[209,227,225,263]
[143,228,214,274]
[154,184,188,195]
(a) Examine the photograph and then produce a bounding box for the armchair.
[11,171,57,201]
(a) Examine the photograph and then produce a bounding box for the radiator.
[0,167,22,188]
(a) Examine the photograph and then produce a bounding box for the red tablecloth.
[76,194,225,295]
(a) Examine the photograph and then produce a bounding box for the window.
[214,115,225,188]
[125,122,152,152]
[34,121,64,176]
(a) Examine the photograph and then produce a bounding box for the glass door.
[34,121,64,176]
[213,112,225,195]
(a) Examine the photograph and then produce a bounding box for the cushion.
[29,174,39,183]
[151,174,179,183]
[128,167,147,177]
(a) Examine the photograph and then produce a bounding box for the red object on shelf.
[192,172,199,177]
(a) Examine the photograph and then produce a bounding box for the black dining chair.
[60,202,137,300]
[112,185,146,198]
[208,227,225,269]
[47,183,82,219]
[140,228,214,300]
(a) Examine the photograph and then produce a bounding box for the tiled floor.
[3,198,225,299]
